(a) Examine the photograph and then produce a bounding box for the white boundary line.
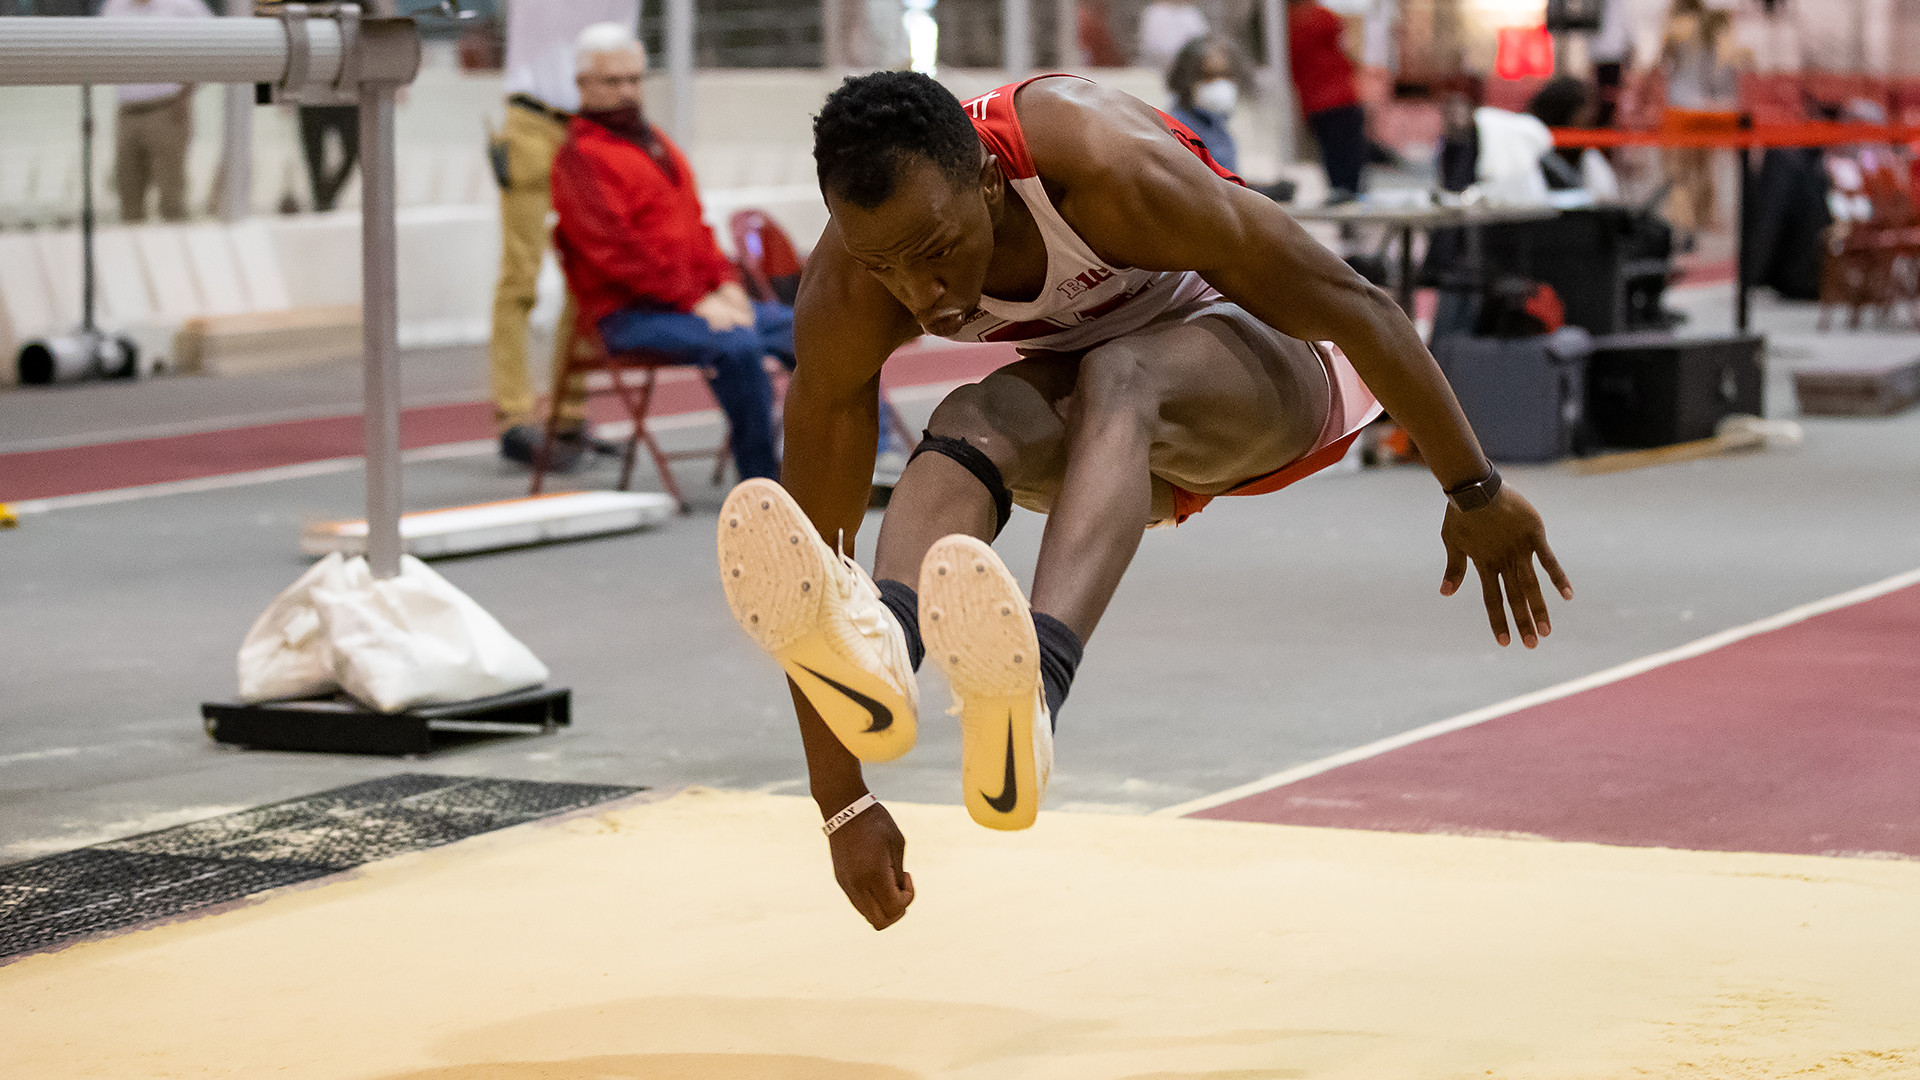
[1154,565,1920,819]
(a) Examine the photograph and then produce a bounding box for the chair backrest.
[729,208,804,305]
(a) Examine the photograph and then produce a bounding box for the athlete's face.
[831,155,999,338]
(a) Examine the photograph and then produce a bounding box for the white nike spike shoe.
[918,534,1053,831]
[718,478,918,762]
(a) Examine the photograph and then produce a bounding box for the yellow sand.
[5,789,1918,1079]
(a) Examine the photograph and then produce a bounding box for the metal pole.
[0,17,340,86]
[217,0,254,222]
[666,0,694,143]
[1262,0,1296,165]
[80,85,96,335]
[4,10,419,577]
[1054,0,1075,67]
[1736,144,1751,334]
[1003,0,1031,78]
[359,1,404,579]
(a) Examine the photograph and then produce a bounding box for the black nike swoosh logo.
[794,663,893,733]
[982,715,1019,813]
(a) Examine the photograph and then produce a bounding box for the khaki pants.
[116,94,193,223]
[490,102,583,432]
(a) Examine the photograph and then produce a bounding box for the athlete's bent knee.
[909,432,1013,538]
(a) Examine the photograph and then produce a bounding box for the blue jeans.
[600,300,794,480]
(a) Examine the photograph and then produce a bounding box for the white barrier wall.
[0,61,1301,384]
[0,192,838,381]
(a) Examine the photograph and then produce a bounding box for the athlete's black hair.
[813,71,981,209]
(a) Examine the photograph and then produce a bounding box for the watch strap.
[1445,466,1503,512]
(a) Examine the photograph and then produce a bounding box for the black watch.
[1444,466,1502,512]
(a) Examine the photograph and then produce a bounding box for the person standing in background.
[1165,36,1252,174]
[1587,0,1630,128]
[1136,0,1210,72]
[298,105,359,212]
[1658,0,1750,236]
[1287,0,1366,203]
[490,0,642,470]
[1077,0,1129,66]
[99,0,211,224]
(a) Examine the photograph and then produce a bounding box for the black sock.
[875,579,925,671]
[1031,612,1084,727]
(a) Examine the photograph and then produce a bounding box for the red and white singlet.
[945,75,1242,352]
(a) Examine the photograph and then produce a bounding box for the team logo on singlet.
[964,91,1000,119]
[1056,267,1113,301]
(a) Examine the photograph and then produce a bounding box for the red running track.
[0,343,1014,503]
[1195,582,1920,860]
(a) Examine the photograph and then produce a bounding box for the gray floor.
[4,286,1918,860]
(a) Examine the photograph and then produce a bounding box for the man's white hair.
[575,21,642,69]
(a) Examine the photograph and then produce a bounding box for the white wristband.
[822,792,878,836]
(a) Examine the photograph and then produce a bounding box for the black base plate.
[202,686,571,756]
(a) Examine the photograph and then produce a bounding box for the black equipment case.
[1585,333,1764,447]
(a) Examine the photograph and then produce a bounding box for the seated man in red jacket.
[550,22,790,481]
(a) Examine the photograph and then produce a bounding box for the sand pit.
[4,788,1917,1079]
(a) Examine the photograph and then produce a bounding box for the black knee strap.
[909,431,1012,537]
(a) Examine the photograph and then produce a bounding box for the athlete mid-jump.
[718,71,1573,930]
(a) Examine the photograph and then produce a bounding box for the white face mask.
[1193,78,1238,118]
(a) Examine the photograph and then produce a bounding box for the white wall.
[1,62,1300,383]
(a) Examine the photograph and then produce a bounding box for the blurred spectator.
[1526,77,1621,200]
[1288,0,1365,202]
[100,0,211,224]
[1165,36,1253,173]
[1435,79,1481,195]
[1136,0,1210,71]
[298,105,358,213]
[1658,0,1751,233]
[550,24,790,482]
[489,0,640,468]
[1588,0,1630,128]
[1077,0,1128,66]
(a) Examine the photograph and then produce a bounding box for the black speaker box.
[1585,333,1764,448]
[1433,330,1592,463]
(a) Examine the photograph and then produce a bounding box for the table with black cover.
[1285,201,1561,318]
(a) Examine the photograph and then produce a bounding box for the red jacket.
[1288,2,1359,116]
[550,115,736,327]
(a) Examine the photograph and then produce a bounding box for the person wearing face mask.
[548,23,792,482]
[1165,36,1250,175]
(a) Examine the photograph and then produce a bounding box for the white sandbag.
[236,552,344,703]
[312,555,549,711]
[237,553,549,713]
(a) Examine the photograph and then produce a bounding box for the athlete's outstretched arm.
[785,226,923,929]
[1018,80,1572,647]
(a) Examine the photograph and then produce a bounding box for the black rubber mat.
[0,774,642,961]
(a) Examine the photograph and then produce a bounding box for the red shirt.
[551,116,737,327]
[1288,2,1359,115]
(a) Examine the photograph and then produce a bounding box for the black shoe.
[500,424,586,472]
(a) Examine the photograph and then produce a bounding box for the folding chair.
[728,208,918,453]
[528,303,745,514]
[1819,158,1920,330]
